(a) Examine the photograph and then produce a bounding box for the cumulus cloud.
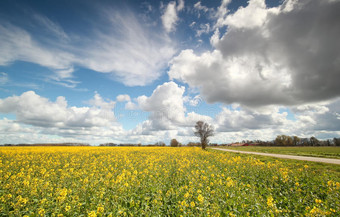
[137,82,186,130]
[116,94,131,102]
[169,0,340,107]
[116,94,139,110]
[216,0,278,29]
[291,98,340,132]
[161,0,185,33]
[0,91,116,128]
[1,85,339,145]
[0,91,130,144]
[215,105,289,132]
[125,101,138,110]
[134,81,212,134]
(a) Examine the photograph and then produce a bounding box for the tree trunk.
[201,139,206,150]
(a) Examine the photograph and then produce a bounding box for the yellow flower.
[310,206,320,215]
[97,204,104,213]
[181,200,188,207]
[315,199,322,204]
[88,211,97,217]
[190,201,195,207]
[267,196,274,207]
[197,194,204,203]
[65,205,71,212]
[38,208,45,217]
[295,182,299,187]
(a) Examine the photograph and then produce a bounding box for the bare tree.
[194,121,214,150]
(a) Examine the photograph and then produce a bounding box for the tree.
[194,121,214,150]
[170,139,179,147]
[155,141,166,146]
[309,136,319,146]
[275,135,293,146]
[292,136,301,146]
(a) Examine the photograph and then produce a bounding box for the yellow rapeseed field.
[0,147,339,216]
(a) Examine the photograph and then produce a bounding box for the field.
[0,147,339,216]
[216,146,340,159]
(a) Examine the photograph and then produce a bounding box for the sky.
[0,0,340,145]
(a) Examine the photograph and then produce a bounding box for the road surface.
[211,148,340,165]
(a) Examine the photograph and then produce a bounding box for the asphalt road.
[211,148,340,165]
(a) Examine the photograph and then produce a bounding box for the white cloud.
[0,91,130,144]
[186,95,202,107]
[290,98,340,131]
[161,0,185,33]
[137,81,186,129]
[169,0,340,107]
[0,9,176,87]
[195,23,210,37]
[215,0,232,28]
[194,2,209,13]
[215,106,289,132]
[177,0,185,11]
[79,10,176,86]
[0,72,8,85]
[116,94,131,102]
[134,81,212,135]
[0,22,77,87]
[162,2,179,33]
[0,91,116,128]
[169,49,293,107]
[217,0,279,29]
[1,87,339,145]
[32,13,69,40]
[0,23,74,70]
[125,101,138,110]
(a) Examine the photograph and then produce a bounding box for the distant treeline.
[228,136,340,147]
[99,141,201,147]
[100,136,340,147]
[99,143,166,147]
[2,143,90,146]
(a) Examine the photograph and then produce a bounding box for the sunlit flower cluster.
[0,147,339,216]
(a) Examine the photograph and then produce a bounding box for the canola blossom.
[0,147,339,216]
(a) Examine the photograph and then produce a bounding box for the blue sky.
[1,0,340,145]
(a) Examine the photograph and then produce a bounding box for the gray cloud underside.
[169,0,340,107]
